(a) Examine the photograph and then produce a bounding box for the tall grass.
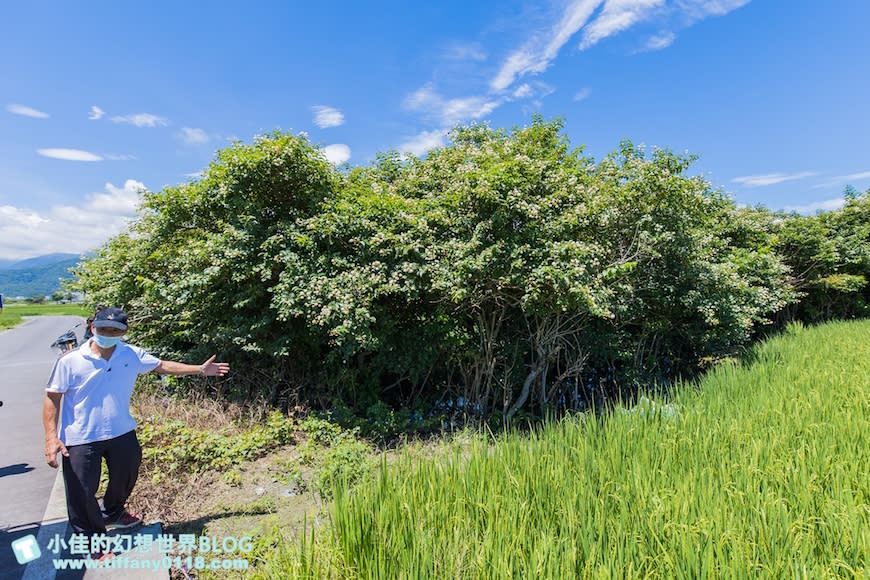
[260,320,870,578]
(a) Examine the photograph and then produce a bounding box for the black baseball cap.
[92,307,129,331]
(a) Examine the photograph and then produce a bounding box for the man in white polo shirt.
[42,307,229,541]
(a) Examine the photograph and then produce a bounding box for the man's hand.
[155,356,230,377]
[199,355,230,377]
[45,437,68,468]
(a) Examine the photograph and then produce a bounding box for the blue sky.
[1,0,868,259]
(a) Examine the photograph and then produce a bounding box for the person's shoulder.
[120,342,153,358]
[53,343,89,369]
[64,342,91,360]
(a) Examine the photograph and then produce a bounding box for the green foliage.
[297,415,345,446]
[139,410,296,480]
[774,188,870,321]
[70,120,869,421]
[222,469,243,487]
[293,414,372,498]
[72,131,340,401]
[230,496,277,516]
[313,437,371,500]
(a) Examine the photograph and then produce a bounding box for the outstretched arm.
[154,355,230,377]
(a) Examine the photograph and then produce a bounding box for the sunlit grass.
[0,302,88,330]
[258,320,870,578]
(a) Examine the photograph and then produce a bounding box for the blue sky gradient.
[1,0,868,258]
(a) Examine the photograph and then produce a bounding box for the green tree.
[70,120,865,421]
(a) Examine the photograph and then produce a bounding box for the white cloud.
[37,148,103,162]
[491,0,603,92]
[185,171,204,179]
[0,180,146,260]
[7,104,50,118]
[398,129,448,157]
[644,31,676,50]
[89,180,146,214]
[322,144,351,165]
[676,0,751,23]
[405,84,503,126]
[732,172,817,187]
[104,154,137,161]
[512,84,533,99]
[442,41,487,62]
[442,96,501,124]
[490,0,750,92]
[88,106,105,120]
[179,127,209,145]
[579,0,665,50]
[111,113,168,127]
[405,85,439,111]
[573,87,592,101]
[812,170,870,189]
[312,106,345,128]
[783,198,846,214]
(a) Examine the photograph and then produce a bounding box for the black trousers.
[61,430,142,535]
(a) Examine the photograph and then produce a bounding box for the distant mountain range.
[0,253,85,298]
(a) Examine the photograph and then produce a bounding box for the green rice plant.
[0,302,88,329]
[261,320,870,578]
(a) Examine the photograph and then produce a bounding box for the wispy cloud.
[442,96,501,124]
[88,105,105,120]
[512,84,533,99]
[442,41,487,62]
[312,106,345,128]
[322,144,351,165]
[579,0,665,50]
[643,31,676,51]
[573,87,592,101]
[179,127,209,145]
[783,197,846,214]
[811,170,870,189]
[111,113,168,127]
[37,148,103,162]
[399,0,749,157]
[490,0,749,92]
[104,153,137,161]
[841,170,870,181]
[676,0,751,23]
[405,84,503,126]
[398,129,448,157]
[7,104,50,118]
[491,0,602,92]
[732,172,817,187]
[0,180,146,260]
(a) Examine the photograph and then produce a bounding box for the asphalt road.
[0,315,84,579]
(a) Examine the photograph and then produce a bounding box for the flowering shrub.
[72,119,868,419]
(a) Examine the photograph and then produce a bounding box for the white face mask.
[92,334,123,348]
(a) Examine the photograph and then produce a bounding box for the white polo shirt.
[46,340,161,446]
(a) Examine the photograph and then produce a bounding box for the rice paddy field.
[259,320,870,578]
[0,301,88,330]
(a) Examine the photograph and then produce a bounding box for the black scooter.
[51,323,83,355]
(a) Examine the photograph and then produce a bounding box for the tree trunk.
[505,365,541,423]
